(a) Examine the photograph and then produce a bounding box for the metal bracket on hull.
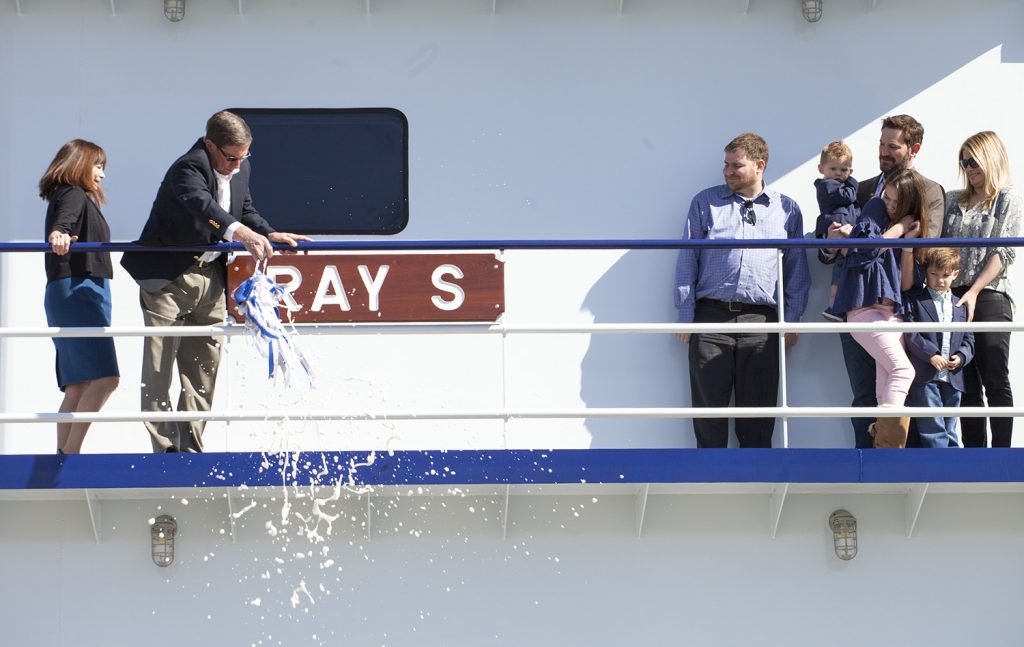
[365,492,373,541]
[109,0,116,16]
[84,489,102,543]
[869,0,879,10]
[226,489,238,543]
[743,0,752,15]
[769,483,788,538]
[905,483,928,538]
[501,485,510,540]
[634,483,650,538]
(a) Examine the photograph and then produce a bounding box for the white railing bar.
[0,325,489,338]
[1,321,1021,338]
[776,249,789,449]
[498,250,511,449]
[495,322,1019,334]
[1,406,1020,424]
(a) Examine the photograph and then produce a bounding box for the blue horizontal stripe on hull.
[1,449,1023,490]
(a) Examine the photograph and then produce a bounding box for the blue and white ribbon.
[232,265,315,388]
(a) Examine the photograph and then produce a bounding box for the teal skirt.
[44,277,119,391]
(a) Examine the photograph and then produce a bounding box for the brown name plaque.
[227,253,505,323]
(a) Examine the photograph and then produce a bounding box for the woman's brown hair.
[884,168,928,229]
[38,139,107,204]
[883,168,929,261]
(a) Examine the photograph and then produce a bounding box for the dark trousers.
[954,287,1014,447]
[689,301,779,448]
[839,332,877,449]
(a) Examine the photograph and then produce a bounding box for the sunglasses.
[960,156,980,170]
[741,200,756,226]
[216,143,252,163]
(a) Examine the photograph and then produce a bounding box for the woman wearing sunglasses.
[942,131,1022,447]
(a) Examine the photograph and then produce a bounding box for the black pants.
[689,301,779,448]
[839,332,878,449]
[953,287,1014,447]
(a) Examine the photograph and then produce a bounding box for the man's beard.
[879,157,904,174]
[725,175,747,190]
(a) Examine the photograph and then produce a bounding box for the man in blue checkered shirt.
[674,132,810,448]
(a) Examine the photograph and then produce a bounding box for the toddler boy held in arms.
[813,141,860,321]
[903,248,975,448]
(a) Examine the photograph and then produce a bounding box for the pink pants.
[847,303,915,407]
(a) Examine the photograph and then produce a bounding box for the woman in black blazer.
[39,139,119,454]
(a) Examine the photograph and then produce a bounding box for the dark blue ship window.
[231,108,408,235]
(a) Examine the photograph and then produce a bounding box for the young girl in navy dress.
[829,168,927,447]
[40,140,120,454]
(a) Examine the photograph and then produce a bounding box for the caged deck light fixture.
[150,515,178,567]
[828,510,857,560]
[164,0,185,22]
[801,0,823,22]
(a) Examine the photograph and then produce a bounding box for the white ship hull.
[1,1,1023,644]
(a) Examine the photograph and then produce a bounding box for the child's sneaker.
[822,309,845,322]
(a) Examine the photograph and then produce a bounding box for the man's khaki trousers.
[140,263,226,452]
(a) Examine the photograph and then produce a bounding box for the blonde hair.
[958,131,1013,210]
[38,139,107,204]
[820,140,853,166]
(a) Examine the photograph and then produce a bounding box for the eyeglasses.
[216,144,252,163]
[960,156,980,170]
[741,200,756,226]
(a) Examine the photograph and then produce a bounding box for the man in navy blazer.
[904,249,975,448]
[122,110,310,452]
